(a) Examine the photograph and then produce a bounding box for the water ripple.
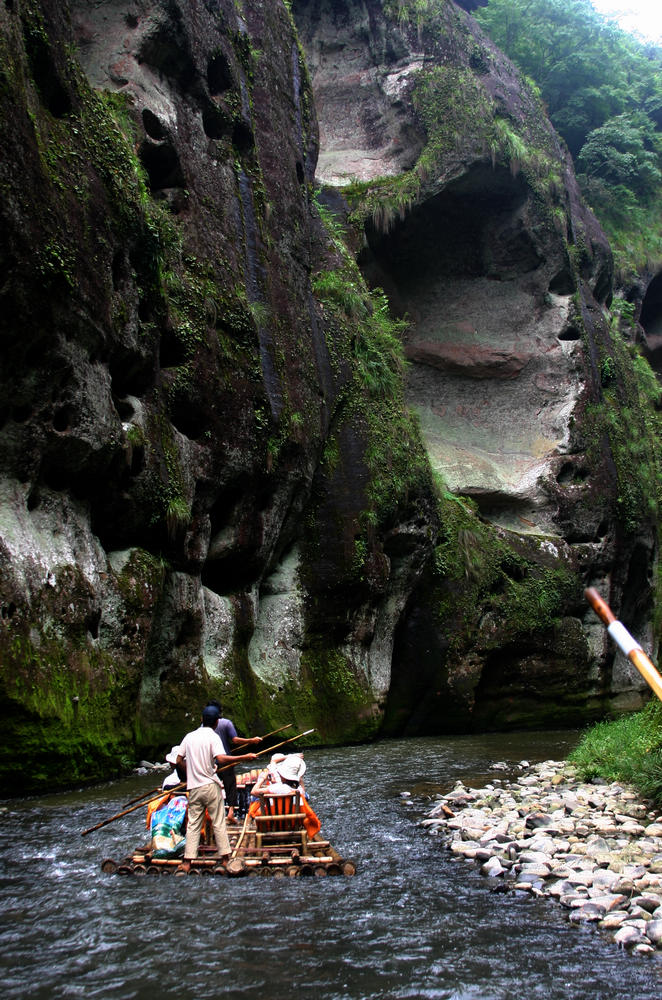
[1,733,661,999]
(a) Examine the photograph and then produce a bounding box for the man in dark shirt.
[206,701,261,824]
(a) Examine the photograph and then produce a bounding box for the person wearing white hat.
[162,745,184,790]
[248,754,321,838]
[251,753,305,796]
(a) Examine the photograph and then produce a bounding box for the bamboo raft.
[101,825,356,878]
[95,732,356,878]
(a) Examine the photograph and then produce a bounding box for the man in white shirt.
[176,704,258,873]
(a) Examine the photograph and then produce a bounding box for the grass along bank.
[569,701,662,805]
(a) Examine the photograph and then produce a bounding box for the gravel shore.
[419,760,662,958]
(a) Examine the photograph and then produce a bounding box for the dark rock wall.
[0,0,439,791]
[0,0,657,791]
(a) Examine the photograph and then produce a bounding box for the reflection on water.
[1,732,661,999]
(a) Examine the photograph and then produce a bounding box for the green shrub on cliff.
[475,0,662,278]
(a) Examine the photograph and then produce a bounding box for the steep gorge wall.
[0,0,657,792]
[0,0,436,791]
[293,0,660,732]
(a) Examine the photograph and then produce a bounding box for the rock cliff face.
[293,0,658,731]
[0,0,657,792]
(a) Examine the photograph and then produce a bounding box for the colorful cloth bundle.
[150,795,188,858]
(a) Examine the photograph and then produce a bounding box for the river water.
[1,731,661,999]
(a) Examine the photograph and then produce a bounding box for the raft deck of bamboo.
[101,824,356,878]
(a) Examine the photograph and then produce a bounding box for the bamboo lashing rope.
[585,587,662,703]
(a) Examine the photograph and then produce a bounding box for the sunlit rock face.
[294,0,611,536]
[294,0,659,730]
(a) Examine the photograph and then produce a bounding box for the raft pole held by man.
[585,586,662,703]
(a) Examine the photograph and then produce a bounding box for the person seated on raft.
[249,753,320,838]
[162,744,185,790]
[144,745,186,830]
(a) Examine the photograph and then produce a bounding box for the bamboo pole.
[585,587,662,703]
[81,785,187,837]
[82,729,314,835]
[233,723,293,748]
[231,810,252,859]
[216,728,316,772]
[122,784,166,809]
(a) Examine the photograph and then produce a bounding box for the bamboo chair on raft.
[253,791,309,855]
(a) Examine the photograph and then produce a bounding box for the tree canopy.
[475,0,662,277]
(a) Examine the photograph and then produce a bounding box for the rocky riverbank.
[418,760,662,958]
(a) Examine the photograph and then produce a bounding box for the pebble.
[421,760,662,959]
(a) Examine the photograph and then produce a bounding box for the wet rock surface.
[421,760,662,959]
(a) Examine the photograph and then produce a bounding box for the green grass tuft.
[569,701,662,804]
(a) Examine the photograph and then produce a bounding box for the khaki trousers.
[184,781,230,860]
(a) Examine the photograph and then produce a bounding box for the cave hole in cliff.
[296,161,305,185]
[169,396,208,440]
[232,121,254,153]
[52,406,72,433]
[201,484,263,594]
[556,461,588,486]
[142,108,168,141]
[23,26,72,118]
[139,140,185,193]
[548,267,575,295]
[1,602,16,620]
[207,50,233,95]
[138,27,196,90]
[113,395,135,421]
[558,324,581,342]
[359,165,536,290]
[26,485,40,510]
[159,326,189,369]
[86,609,101,640]
[640,271,662,374]
[202,105,232,140]
[109,351,154,398]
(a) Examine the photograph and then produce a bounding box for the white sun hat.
[276,754,306,783]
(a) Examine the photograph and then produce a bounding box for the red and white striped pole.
[585,587,662,704]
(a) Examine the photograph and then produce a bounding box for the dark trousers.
[222,767,237,808]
